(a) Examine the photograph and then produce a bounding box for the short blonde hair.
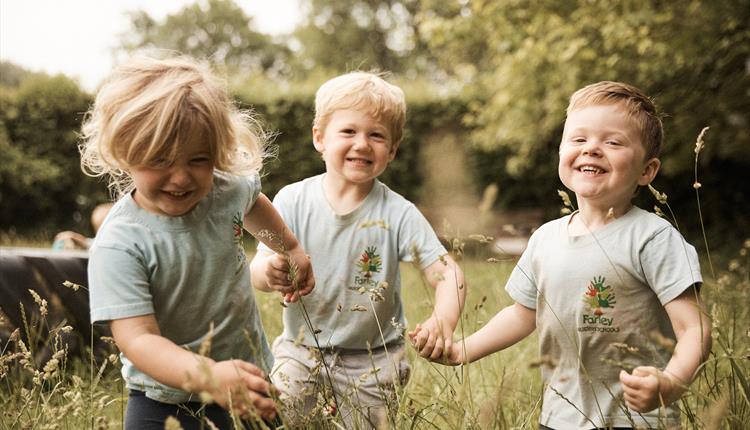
[79,56,268,197]
[567,81,663,160]
[313,71,406,146]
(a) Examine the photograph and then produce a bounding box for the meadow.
[1,231,748,429]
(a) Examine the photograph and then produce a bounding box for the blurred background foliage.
[1,0,748,248]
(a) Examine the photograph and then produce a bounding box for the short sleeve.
[640,226,703,305]
[397,203,447,269]
[243,172,262,215]
[505,235,539,309]
[88,245,154,323]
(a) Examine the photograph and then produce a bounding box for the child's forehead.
[565,102,639,127]
[330,107,391,126]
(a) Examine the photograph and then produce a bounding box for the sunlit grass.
[1,243,748,428]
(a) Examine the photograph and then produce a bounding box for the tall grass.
[1,241,748,429]
[3,246,746,429]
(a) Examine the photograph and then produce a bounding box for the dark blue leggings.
[126,390,281,430]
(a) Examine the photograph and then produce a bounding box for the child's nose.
[168,165,193,186]
[582,141,602,156]
[352,134,371,150]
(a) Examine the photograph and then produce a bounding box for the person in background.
[52,202,113,250]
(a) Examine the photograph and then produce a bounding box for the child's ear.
[312,126,324,153]
[388,141,400,161]
[638,157,661,186]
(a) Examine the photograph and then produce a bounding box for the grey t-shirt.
[89,171,273,404]
[506,206,702,429]
[259,174,447,349]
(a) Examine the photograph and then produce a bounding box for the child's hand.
[407,316,454,360]
[259,249,315,303]
[207,359,278,420]
[283,245,315,303]
[619,366,678,412]
[408,324,464,365]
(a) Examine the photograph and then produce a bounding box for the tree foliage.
[3,0,747,244]
[417,0,750,239]
[292,0,433,76]
[0,74,103,235]
[119,0,291,76]
[418,0,749,171]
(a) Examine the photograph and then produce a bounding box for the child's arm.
[435,302,537,365]
[244,193,314,302]
[110,315,278,419]
[619,285,711,412]
[407,255,466,360]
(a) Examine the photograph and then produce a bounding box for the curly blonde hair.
[79,56,269,197]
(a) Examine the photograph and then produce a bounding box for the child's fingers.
[407,324,422,343]
[428,337,444,360]
[269,254,291,272]
[418,332,438,358]
[297,276,315,296]
[239,370,273,397]
[235,360,265,378]
[442,337,453,360]
[619,368,660,412]
[234,389,277,420]
[413,327,430,350]
[620,367,658,389]
[632,366,658,378]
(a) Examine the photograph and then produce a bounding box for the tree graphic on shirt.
[584,275,616,315]
[358,246,382,279]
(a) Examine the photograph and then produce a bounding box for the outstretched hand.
[407,316,456,361]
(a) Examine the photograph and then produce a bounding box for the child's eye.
[340,129,356,135]
[370,132,386,141]
[606,140,621,146]
[190,156,211,165]
[571,137,586,144]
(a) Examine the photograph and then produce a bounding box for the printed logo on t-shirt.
[578,276,620,333]
[232,212,245,274]
[355,246,382,286]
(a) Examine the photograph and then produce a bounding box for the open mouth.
[164,190,191,197]
[346,157,372,165]
[578,165,605,174]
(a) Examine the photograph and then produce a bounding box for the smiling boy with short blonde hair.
[250,71,465,427]
[424,81,711,430]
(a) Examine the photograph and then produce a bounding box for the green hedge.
[1,72,747,250]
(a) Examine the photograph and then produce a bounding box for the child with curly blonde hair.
[80,56,314,429]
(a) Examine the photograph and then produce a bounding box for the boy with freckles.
[421,81,711,429]
[250,71,465,427]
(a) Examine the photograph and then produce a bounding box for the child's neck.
[568,201,633,235]
[321,174,375,215]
